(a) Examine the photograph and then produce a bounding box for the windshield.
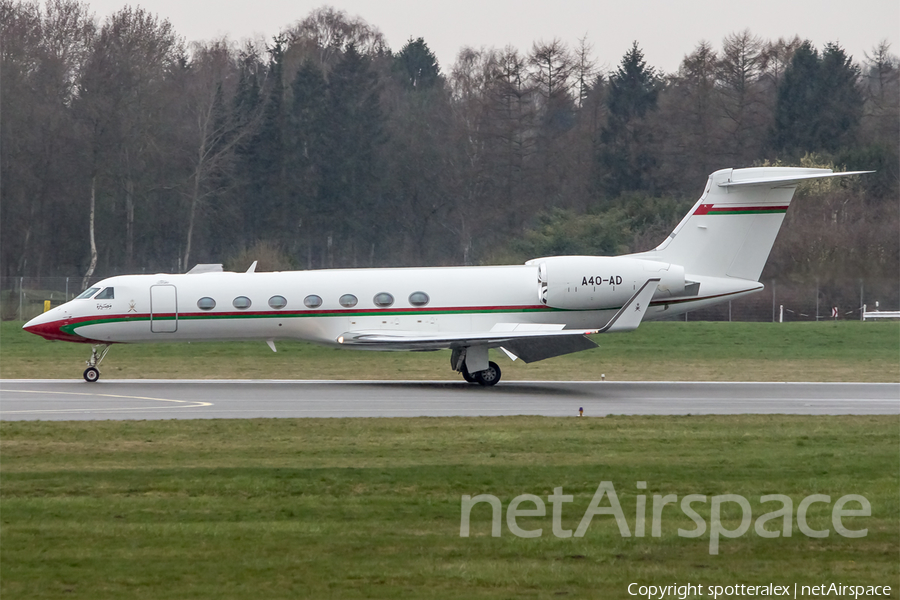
[95,287,114,300]
[76,287,100,299]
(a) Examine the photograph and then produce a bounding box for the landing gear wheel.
[83,344,110,382]
[461,364,477,383]
[474,361,501,387]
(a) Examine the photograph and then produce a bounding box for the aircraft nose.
[23,309,57,337]
[22,306,82,342]
[23,310,52,331]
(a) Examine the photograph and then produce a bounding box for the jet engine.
[530,256,686,310]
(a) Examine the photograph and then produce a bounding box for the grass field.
[2,320,898,381]
[1,416,898,599]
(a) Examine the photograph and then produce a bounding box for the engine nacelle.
[530,256,686,310]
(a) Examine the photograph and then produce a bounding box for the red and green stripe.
[693,203,789,216]
[58,304,563,336]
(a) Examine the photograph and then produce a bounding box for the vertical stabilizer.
[634,167,869,281]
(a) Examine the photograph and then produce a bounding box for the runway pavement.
[0,379,897,420]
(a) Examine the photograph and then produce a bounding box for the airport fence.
[1,275,897,323]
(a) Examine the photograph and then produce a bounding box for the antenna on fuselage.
[246,261,258,274]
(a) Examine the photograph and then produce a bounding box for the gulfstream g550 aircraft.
[24,167,869,384]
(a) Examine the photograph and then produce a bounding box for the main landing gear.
[83,344,110,382]
[464,361,501,386]
[452,348,502,386]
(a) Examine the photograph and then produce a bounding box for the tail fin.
[635,167,871,281]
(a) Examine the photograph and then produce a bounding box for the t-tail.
[635,167,871,281]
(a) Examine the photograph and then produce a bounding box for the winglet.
[597,278,660,333]
[246,260,258,273]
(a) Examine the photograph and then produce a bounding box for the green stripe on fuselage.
[65,305,564,334]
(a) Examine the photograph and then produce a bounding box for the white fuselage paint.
[29,261,761,347]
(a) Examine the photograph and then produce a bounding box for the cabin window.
[409,291,430,307]
[233,296,252,309]
[76,287,100,299]
[94,287,114,300]
[339,294,358,308]
[197,297,216,310]
[268,295,287,309]
[373,292,394,308]
[304,295,322,309]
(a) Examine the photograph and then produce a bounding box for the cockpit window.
[94,287,114,300]
[76,287,100,299]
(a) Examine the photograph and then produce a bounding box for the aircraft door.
[150,285,178,333]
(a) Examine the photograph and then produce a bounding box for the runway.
[0,379,897,420]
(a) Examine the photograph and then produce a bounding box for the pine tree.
[288,59,329,264]
[244,36,288,242]
[594,42,660,198]
[393,37,440,90]
[771,41,861,155]
[319,43,387,263]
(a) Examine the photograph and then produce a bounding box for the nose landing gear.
[83,344,110,382]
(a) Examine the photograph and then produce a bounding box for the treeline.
[2,1,898,288]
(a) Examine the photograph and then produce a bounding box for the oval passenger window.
[373,292,394,307]
[268,295,287,309]
[197,297,216,310]
[409,291,429,307]
[233,296,251,309]
[304,295,322,309]
[339,294,358,308]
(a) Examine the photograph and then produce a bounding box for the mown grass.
[1,416,897,599]
[2,320,898,382]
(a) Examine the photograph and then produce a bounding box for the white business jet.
[24,167,869,384]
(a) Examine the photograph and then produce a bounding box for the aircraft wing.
[337,278,660,363]
[338,326,601,362]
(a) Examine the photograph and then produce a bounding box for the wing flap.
[338,327,600,352]
[500,335,598,363]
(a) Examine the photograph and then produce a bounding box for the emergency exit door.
[150,285,178,333]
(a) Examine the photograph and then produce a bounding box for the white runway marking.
[1,388,212,414]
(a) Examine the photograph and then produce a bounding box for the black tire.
[83,367,100,383]
[474,361,501,387]
[461,364,477,383]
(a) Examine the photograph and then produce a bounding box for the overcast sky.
[82,0,898,74]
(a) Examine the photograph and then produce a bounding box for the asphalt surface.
[0,379,897,420]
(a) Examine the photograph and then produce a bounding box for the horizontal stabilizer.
[718,170,874,188]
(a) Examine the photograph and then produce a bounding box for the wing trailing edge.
[337,278,660,363]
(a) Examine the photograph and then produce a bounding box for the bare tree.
[658,40,720,190]
[77,6,182,274]
[179,40,258,269]
[0,0,96,278]
[716,30,766,163]
[529,38,575,105]
[760,35,802,90]
[284,6,387,74]
[573,35,597,108]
